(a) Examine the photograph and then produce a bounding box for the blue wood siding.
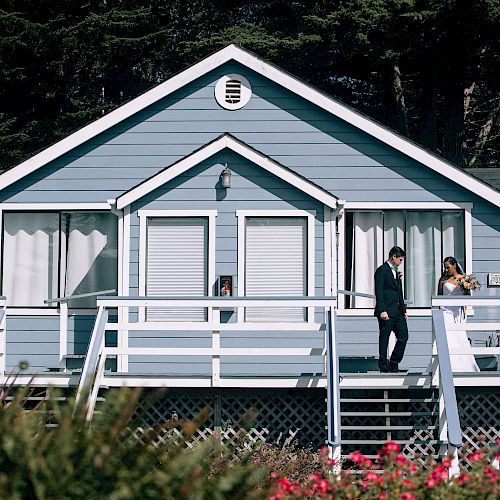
[2,60,499,376]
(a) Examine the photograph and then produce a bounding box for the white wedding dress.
[442,282,480,372]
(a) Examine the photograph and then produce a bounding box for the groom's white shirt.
[387,261,397,278]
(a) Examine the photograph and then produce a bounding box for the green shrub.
[0,386,270,499]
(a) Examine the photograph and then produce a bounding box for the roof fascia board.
[0,46,236,191]
[116,135,338,210]
[233,49,500,208]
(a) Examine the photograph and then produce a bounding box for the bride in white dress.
[438,257,480,372]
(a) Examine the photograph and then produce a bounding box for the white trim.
[336,308,433,317]
[59,302,68,361]
[6,308,60,316]
[464,207,473,275]
[2,45,498,207]
[137,210,217,322]
[138,209,218,218]
[324,206,332,296]
[0,203,111,210]
[236,209,316,217]
[120,206,131,371]
[337,211,346,311]
[117,136,337,210]
[343,202,472,210]
[106,321,325,331]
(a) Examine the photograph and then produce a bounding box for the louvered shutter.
[146,217,207,321]
[245,217,307,322]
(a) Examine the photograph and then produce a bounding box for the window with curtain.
[345,210,465,308]
[2,212,118,308]
[245,217,307,322]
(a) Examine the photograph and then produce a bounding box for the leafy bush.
[0,386,270,499]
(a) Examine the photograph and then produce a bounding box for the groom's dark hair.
[389,246,406,258]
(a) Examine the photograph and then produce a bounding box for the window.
[144,216,210,321]
[238,213,313,322]
[345,210,465,308]
[2,212,117,308]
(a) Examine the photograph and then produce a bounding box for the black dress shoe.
[388,365,400,372]
[380,367,389,373]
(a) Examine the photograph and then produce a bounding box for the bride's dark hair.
[443,256,464,275]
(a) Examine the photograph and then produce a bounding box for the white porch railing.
[0,297,6,384]
[75,295,341,457]
[431,295,500,476]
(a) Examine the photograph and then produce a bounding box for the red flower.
[401,494,415,500]
[378,493,388,500]
[409,463,418,472]
[401,479,413,488]
[441,459,452,468]
[308,473,322,481]
[395,454,407,466]
[326,458,336,465]
[426,478,436,488]
[383,441,401,454]
[456,472,470,485]
[366,471,381,483]
[431,465,448,482]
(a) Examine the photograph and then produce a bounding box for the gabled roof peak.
[116,133,340,210]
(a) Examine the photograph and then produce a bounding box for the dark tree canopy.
[1,0,498,170]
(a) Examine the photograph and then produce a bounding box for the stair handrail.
[74,305,108,417]
[0,297,6,385]
[431,302,462,447]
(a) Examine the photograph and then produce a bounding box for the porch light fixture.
[221,164,232,188]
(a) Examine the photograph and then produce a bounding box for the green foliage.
[0,387,269,499]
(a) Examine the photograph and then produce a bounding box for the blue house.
[1,45,498,463]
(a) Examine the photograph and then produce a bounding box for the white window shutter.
[245,217,307,322]
[146,217,207,321]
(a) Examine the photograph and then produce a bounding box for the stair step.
[342,425,437,431]
[341,411,437,417]
[340,398,437,403]
[342,440,444,445]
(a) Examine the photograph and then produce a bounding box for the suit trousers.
[378,310,408,369]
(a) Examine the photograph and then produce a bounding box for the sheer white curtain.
[406,212,441,307]
[351,212,383,308]
[3,213,59,306]
[64,213,118,307]
[442,212,465,270]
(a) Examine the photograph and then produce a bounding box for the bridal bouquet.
[458,274,481,291]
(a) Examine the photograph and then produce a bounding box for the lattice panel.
[457,390,500,460]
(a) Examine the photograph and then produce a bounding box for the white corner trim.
[0,203,112,210]
[342,202,470,210]
[1,45,498,209]
[117,136,338,210]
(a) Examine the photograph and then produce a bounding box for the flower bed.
[270,440,500,499]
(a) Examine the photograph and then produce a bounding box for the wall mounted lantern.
[221,164,232,188]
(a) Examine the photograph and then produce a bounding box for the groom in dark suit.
[374,246,408,373]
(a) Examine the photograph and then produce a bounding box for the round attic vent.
[215,74,252,110]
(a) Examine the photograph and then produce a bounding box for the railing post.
[326,305,341,467]
[59,301,68,364]
[431,306,462,477]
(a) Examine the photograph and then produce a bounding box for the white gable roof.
[116,134,339,210]
[1,44,499,208]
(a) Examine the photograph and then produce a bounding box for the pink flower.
[395,453,407,466]
[366,471,381,483]
[431,465,448,482]
[271,472,278,478]
[349,450,367,464]
[409,463,418,472]
[308,473,322,481]
[378,493,388,500]
[456,472,470,485]
[496,437,500,446]
[441,459,451,468]
[467,452,482,462]
[326,458,336,465]
[401,479,413,488]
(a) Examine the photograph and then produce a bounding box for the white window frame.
[337,202,473,317]
[236,210,316,323]
[0,203,117,316]
[137,210,217,322]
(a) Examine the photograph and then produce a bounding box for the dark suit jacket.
[374,262,406,318]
